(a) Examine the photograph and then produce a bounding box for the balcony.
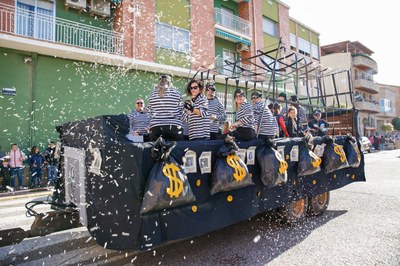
[353,78,379,94]
[214,7,251,42]
[0,3,123,55]
[215,57,251,77]
[354,100,380,113]
[352,54,378,74]
[379,108,397,118]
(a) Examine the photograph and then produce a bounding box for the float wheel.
[307,191,330,216]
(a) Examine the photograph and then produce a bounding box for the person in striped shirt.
[205,81,226,140]
[127,97,151,141]
[251,92,277,139]
[228,89,256,141]
[182,79,210,140]
[148,75,184,141]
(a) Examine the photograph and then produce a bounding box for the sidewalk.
[0,187,53,201]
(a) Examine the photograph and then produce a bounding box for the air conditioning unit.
[65,0,87,10]
[89,0,111,17]
[236,43,250,52]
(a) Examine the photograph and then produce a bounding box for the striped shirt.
[128,110,151,135]
[207,96,226,133]
[254,101,277,136]
[182,94,210,140]
[148,87,183,128]
[236,102,255,130]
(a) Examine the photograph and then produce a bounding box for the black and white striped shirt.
[236,102,255,130]
[207,96,226,133]
[148,87,183,128]
[182,94,210,140]
[128,110,151,135]
[253,101,277,136]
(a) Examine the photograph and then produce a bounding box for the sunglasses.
[251,96,259,100]
[190,86,199,90]
[235,94,244,98]
[136,102,144,105]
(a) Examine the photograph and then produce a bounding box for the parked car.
[360,136,372,153]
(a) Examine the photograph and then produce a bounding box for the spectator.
[205,81,226,140]
[182,79,210,140]
[9,143,26,190]
[127,97,151,142]
[1,157,12,192]
[29,146,45,188]
[43,141,58,186]
[148,75,184,141]
[308,110,329,137]
[374,135,380,151]
[369,135,374,147]
[380,135,385,150]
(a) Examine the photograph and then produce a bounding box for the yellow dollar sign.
[311,157,322,168]
[278,160,288,174]
[334,145,346,163]
[226,154,246,181]
[353,143,361,161]
[162,163,183,198]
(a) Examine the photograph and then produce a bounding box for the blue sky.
[282,0,400,86]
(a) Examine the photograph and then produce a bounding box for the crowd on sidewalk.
[0,141,59,193]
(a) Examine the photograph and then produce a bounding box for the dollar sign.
[352,143,361,161]
[311,157,322,168]
[334,145,346,163]
[278,160,288,174]
[162,163,183,198]
[226,154,246,181]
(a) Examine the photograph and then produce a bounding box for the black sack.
[344,134,361,168]
[322,136,349,174]
[297,133,322,176]
[256,145,288,188]
[210,136,254,195]
[140,137,196,214]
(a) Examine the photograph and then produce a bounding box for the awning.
[215,29,252,46]
[111,0,122,4]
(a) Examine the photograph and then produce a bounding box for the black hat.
[206,82,216,91]
[278,92,287,99]
[251,91,262,98]
[234,89,245,98]
[314,110,322,115]
[290,95,298,102]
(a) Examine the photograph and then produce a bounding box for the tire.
[307,191,330,216]
[277,197,308,224]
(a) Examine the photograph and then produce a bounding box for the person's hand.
[133,131,139,136]
[184,100,194,112]
[210,115,216,120]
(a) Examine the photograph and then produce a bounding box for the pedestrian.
[43,141,58,186]
[182,79,210,140]
[29,146,45,188]
[1,157,12,192]
[147,75,184,141]
[379,135,385,150]
[9,143,26,190]
[205,81,226,140]
[127,97,151,142]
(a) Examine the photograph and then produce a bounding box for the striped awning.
[215,29,251,46]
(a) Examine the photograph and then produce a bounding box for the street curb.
[0,190,53,201]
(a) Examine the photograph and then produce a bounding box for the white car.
[360,136,372,153]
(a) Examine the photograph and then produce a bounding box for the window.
[311,44,319,59]
[290,33,296,49]
[298,37,310,56]
[222,49,236,76]
[16,0,54,41]
[380,98,391,112]
[155,22,190,54]
[221,7,234,29]
[262,16,277,37]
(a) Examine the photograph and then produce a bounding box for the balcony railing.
[354,100,380,113]
[214,7,251,37]
[0,3,123,55]
[354,78,379,94]
[215,57,251,77]
[352,54,378,74]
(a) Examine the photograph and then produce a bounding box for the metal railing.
[0,3,123,55]
[214,7,251,36]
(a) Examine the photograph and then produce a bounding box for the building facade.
[321,41,379,137]
[376,84,400,136]
[0,0,320,150]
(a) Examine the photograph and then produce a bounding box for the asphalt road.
[0,149,399,265]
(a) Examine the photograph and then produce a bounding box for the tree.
[391,117,400,131]
[381,123,394,132]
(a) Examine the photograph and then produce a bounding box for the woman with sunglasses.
[127,97,151,141]
[148,75,184,141]
[182,79,210,140]
[228,89,256,141]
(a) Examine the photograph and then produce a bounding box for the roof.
[321,40,374,56]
